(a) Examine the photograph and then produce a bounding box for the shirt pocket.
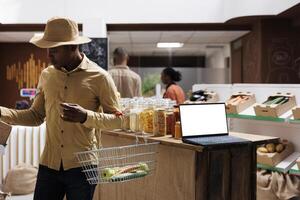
[67,82,99,111]
[43,80,63,115]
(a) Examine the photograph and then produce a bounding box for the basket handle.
[135,131,148,145]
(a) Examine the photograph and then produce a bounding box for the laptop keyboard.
[184,135,249,146]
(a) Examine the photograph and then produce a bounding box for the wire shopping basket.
[75,137,159,185]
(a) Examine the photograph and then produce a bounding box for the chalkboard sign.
[80,38,108,70]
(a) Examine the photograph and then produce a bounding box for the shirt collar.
[111,65,129,70]
[61,53,88,73]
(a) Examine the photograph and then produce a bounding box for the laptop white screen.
[179,103,228,137]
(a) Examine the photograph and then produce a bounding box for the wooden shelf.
[257,152,300,173]
[227,105,294,123]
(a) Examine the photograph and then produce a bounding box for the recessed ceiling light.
[157,42,184,48]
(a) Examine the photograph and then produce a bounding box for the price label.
[20,88,37,97]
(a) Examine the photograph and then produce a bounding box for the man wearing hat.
[0,17,122,200]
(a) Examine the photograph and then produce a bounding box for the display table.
[92,131,278,200]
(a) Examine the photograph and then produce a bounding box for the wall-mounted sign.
[80,38,108,70]
[20,88,37,98]
[6,54,47,89]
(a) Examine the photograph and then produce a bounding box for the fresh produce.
[110,170,148,182]
[257,142,286,153]
[227,95,250,105]
[278,97,290,105]
[257,147,268,153]
[262,96,289,106]
[275,143,284,153]
[266,143,275,153]
[101,168,118,179]
[100,163,150,181]
[138,162,150,172]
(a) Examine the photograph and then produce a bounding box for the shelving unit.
[289,164,300,176]
[192,83,300,154]
[192,84,300,174]
[257,152,300,173]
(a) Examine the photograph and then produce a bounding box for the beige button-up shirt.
[108,65,142,98]
[0,55,122,170]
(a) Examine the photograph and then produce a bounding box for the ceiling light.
[157,42,184,48]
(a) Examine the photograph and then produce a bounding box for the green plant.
[142,74,161,96]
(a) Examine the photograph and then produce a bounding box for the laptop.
[179,103,250,147]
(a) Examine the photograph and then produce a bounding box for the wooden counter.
[93,130,278,200]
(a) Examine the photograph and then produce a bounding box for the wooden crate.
[292,107,300,120]
[257,142,294,167]
[254,92,296,118]
[226,92,256,114]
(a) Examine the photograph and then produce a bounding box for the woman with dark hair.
[161,67,186,104]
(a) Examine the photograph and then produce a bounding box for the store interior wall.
[261,19,300,83]
[223,0,300,21]
[231,18,300,83]
[0,0,298,23]
[1,3,300,106]
[231,22,262,83]
[205,45,230,69]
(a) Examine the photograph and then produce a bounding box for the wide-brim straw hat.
[30,17,91,48]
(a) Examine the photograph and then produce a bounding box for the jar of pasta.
[140,101,155,134]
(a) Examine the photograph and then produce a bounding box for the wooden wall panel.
[231,43,243,83]
[261,19,300,83]
[231,18,300,84]
[241,21,262,83]
[0,43,48,108]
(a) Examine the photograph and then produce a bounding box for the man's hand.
[60,103,87,123]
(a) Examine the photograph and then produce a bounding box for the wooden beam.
[0,24,83,32]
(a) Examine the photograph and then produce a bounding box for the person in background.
[108,47,142,98]
[0,17,122,200]
[161,67,186,104]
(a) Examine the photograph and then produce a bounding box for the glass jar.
[173,105,180,122]
[140,101,155,134]
[164,100,175,136]
[166,111,175,136]
[153,99,167,136]
[129,100,142,132]
[137,99,145,132]
[174,121,182,139]
[120,98,130,131]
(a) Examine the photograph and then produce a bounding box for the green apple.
[138,163,150,172]
[101,168,116,179]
